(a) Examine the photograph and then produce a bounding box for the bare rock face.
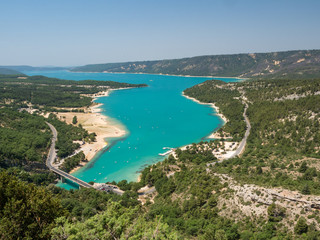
[212,172,320,230]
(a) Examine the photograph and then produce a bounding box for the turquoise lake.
[24,71,239,189]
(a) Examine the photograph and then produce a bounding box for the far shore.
[68,69,246,80]
[55,89,127,174]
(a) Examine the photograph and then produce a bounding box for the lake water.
[24,70,239,189]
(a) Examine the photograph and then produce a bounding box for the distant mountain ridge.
[0,67,25,75]
[0,65,67,72]
[71,49,320,79]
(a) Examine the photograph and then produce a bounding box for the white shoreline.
[56,89,129,174]
[68,69,246,80]
[182,92,228,129]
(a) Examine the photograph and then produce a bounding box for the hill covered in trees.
[0,67,25,76]
[0,107,97,186]
[0,74,147,109]
[0,172,172,239]
[184,78,320,194]
[71,49,320,79]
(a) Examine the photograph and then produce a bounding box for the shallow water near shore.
[24,70,239,189]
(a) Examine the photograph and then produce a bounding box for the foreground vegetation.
[2,140,319,239]
[0,171,179,240]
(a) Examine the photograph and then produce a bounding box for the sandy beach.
[206,131,231,139]
[55,91,126,173]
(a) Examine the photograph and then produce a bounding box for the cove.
[23,70,239,189]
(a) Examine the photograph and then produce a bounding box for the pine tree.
[72,116,78,124]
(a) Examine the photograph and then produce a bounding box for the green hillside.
[71,49,320,79]
[0,74,147,109]
[0,67,25,76]
[184,78,320,192]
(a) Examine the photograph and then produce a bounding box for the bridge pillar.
[61,176,65,183]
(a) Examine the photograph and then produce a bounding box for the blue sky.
[0,0,319,66]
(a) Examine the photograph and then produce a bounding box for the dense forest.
[71,49,320,79]
[0,107,96,186]
[184,78,320,194]
[0,172,176,239]
[0,108,51,165]
[0,74,147,108]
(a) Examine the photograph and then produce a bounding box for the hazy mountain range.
[71,49,320,79]
[2,49,320,79]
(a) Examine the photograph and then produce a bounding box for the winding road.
[207,96,251,166]
[46,122,93,188]
[226,101,251,159]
